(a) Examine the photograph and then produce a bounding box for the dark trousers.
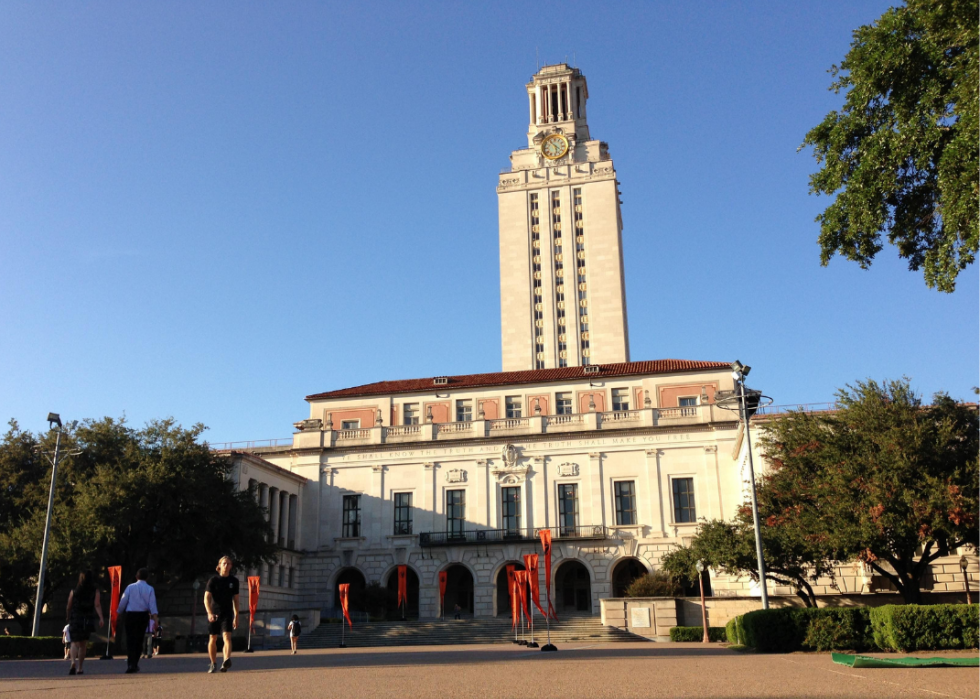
[124,611,150,669]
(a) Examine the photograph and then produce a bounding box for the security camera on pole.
[714,362,772,610]
[31,413,79,637]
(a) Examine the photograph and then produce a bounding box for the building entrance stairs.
[280,612,644,649]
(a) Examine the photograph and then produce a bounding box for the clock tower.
[497,64,630,371]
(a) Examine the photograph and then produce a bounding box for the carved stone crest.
[557,462,578,477]
[502,444,519,468]
[492,444,529,484]
[446,468,466,484]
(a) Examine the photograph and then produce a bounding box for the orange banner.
[247,576,260,632]
[339,583,353,628]
[506,565,517,629]
[539,529,558,619]
[523,554,547,618]
[397,565,407,610]
[438,571,448,616]
[514,570,531,622]
[107,566,122,637]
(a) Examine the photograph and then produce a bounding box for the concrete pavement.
[0,642,977,698]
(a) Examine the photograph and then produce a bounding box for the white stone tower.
[497,64,630,371]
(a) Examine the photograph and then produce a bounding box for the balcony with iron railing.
[419,525,607,547]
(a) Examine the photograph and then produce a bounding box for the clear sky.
[1,1,977,444]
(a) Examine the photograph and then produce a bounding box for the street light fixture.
[959,555,971,605]
[695,561,710,643]
[32,413,78,636]
[715,361,771,610]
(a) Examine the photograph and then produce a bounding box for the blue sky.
[1,1,976,444]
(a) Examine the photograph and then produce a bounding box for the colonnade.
[247,478,299,588]
[532,80,583,125]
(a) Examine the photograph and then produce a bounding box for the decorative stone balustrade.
[296,405,732,450]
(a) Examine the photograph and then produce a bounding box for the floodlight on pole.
[715,361,771,610]
[32,414,67,636]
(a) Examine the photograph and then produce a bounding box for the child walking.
[287,615,301,654]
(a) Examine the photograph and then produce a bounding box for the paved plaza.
[1,643,977,699]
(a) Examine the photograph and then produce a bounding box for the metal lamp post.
[695,561,710,643]
[716,361,770,610]
[31,413,78,637]
[959,556,972,605]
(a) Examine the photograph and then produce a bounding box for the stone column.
[475,460,489,527]
[423,463,436,534]
[269,487,280,545]
[538,85,545,124]
[589,452,604,528]
[371,465,384,546]
[704,445,722,520]
[279,491,290,548]
[288,494,298,548]
[646,450,667,536]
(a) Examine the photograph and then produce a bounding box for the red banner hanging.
[107,566,122,637]
[523,554,547,618]
[539,529,558,619]
[397,565,407,610]
[506,565,517,629]
[514,570,531,622]
[438,571,448,616]
[339,583,353,628]
[247,576,260,632]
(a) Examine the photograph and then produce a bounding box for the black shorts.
[208,614,235,635]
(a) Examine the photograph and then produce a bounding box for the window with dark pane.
[342,494,361,537]
[672,478,696,523]
[394,492,413,535]
[502,486,521,534]
[557,483,578,536]
[614,481,636,525]
[446,489,466,537]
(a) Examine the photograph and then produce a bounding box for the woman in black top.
[65,570,104,675]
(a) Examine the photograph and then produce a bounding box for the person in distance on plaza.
[453,603,461,620]
[62,623,71,660]
[65,570,104,675]
[205,556,240,674]
[116,568,159,674]
[287,615,301,654]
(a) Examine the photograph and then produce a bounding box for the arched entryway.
[555,560,592,613]
[385,567,420,619]
[334,568,367,614]
[494,562,526,617]
[611,558,648,597]
[442,564,474,616]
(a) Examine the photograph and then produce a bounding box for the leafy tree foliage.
[802,0,978,292]
[624,571,682,598]
[758,380,978,603]
[0,417,275,632]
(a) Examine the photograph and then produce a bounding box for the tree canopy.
[757,379,978,603]
[0,418,275,633]
[802,0,978,292]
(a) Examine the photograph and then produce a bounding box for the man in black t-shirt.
[204,556,240,673]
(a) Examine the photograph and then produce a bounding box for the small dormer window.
[583,365,600,375]
[433,377,449,385]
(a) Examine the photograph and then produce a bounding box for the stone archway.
[443,564,474,616]
[494,562,526,617]
[555,559,592,613]
[334,568,367,613]
[385,567,420,619]
[611,557,648,597]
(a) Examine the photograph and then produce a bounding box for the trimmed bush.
[0,636,64,659]
[739,607,873,653]
[725,616,745,645]
[670,626,728,642]
[625,572,682,597]
[870,604,979,652]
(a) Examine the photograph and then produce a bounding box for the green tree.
[758,380,978,603]
[0,417,276,631]
[661,515,838,607]
[801,0,978,292]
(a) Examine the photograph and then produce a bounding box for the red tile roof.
[306,359,732,401]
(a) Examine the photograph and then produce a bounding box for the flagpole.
[340,617,346,649]
[527,604,538,648]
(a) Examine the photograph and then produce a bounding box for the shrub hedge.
[729,604,978,653]
[870,604,979,652]
[670,626,728,642]
[0,636,71,659]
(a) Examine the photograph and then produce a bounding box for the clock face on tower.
[541,134,569,160]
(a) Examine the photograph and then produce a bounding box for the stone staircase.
[275,613,645,649]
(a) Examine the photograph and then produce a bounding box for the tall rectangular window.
[505,396,522,419]
[342,495,361,537]
[502,486,521,534]
[672,478,696,523]
[678,396,699,416]
[456,400,473,422]
[403,404,419,425]
[446,489,466,537]
[614,481,637,525]
[557,483,578,536]
[394,492,413,535]
[556,392,573,415]
[612,388,630,411]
